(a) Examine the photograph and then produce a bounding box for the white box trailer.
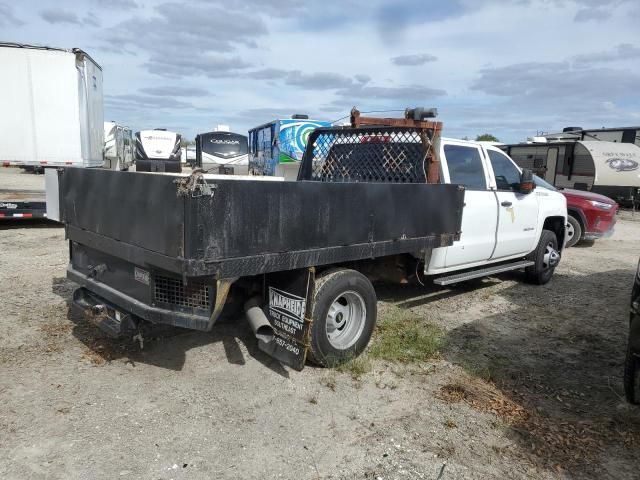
[0,42,104,168]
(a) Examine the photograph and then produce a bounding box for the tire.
[565,215,583,248]
[525,229,559,285]
[307,269,377,367]
[624,344,640,404]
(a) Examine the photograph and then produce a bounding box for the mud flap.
[258,268,315,371]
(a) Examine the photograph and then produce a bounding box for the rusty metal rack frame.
[347,107,442,183]
[297,108,443,184]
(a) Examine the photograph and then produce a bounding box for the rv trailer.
[544,126,640,147]
[135,129,182,173]
[194,127,249,175]
[180,146,196,166]
[248,115,331,180]
[503,140,640,206]
[104,122,134,171]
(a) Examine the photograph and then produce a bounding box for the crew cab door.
[485,148,539,259]
[439,141,498,268]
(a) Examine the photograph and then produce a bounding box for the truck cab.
[427,139,567,283]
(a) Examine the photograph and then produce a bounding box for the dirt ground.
[1,167,640,479]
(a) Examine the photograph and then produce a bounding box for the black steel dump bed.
[60,125,465,280]
[60,168,464,279]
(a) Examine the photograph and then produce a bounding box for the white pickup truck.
[426,138,567,286]
[57,121,567,370]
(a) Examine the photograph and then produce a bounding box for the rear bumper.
[0,201,47,219]
[67,265,211,331]
[584,228,615,240]
[0,210,47,219]
[135,159,181,173]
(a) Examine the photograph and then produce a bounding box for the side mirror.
[519,169,536,194]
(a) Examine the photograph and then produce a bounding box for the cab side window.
[487,150,521,191]
[444,144,487,190]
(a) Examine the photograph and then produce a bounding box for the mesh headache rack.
[298,107,443,184]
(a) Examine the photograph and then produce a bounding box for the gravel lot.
[1,167,640,479]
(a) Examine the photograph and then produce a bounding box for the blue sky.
[1,0,639,142]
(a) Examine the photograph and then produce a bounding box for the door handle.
[501,201,513,207]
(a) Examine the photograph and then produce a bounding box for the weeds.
[368,307,443,363]
[459,361,495,383]
[326,307,443,379]
[336,354,372,379]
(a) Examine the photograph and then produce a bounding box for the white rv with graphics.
[135,129,182,173]
[104,122,134,171]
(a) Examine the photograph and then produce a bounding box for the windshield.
[533,175,557,191]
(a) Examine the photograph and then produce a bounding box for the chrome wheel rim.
[326,291,366,350]
[542,243,560,269]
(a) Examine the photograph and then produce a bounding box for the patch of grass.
[368,307,444,363]
[336,354,372,379]
[460,361,495,383]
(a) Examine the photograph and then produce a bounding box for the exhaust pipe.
[244,297,275,343]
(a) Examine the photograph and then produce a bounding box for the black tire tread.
[624,344,640,404]
[525,229,558,285]
[307,268,376,367]
[566,215,583,248]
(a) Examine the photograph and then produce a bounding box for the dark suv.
[533,176,618,247]
[562,189,618,248]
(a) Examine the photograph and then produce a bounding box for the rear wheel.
[565,215,583,248]
[525,229,560,285]
[307,269,377,367]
